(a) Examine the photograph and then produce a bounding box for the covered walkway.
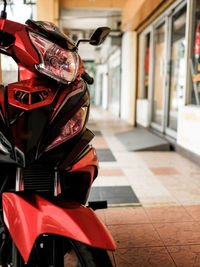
[89,106,200,267]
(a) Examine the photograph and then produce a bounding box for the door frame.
[165,1,188,138]
[150,17,168,133]
[148,0,187,138]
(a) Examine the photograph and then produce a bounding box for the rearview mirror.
[76,27,111,47]
[89,27,111,46]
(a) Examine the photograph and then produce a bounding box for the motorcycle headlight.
[29,31,79,84]
[45,107,88,151]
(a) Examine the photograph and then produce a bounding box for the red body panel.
[2,192,116,262]
[70,148,98,172]
[8,79,59,110]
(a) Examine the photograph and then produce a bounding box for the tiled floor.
[88,106,200,267]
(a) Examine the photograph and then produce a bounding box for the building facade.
[120,0,200,160]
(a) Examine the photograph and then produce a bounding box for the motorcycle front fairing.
[3,192,116,262]
[0,79,90,166]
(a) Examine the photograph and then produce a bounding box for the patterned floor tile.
[154,222,200,246]
[108,224,163,249]
[150,167,180,175]
[145,206,194,223]
[183,205,200,221]
[114,247,175,267]
[104,207,149,225]
[95,176,130,187]
[99,168,125,176]
[124,172,175,203]
[167,245,200,267]
[92,136,109,149]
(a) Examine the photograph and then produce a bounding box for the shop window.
[138,31,151,99]
[168,6,186,131]
[152,23,165,126]
[190,0,200,104]
[143,33,150,99]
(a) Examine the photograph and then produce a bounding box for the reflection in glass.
[152,23,165,126]
[168,7,186,131]
[143,33,150,99]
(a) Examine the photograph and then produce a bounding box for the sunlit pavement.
[89,106,200,267]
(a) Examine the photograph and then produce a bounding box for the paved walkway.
[89,106,200,267]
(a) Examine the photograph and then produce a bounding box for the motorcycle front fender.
[2,192,116,262]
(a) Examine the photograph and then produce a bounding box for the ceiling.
[59,7,121,30]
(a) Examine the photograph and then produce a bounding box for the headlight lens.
[29,31,79,83]
[45,107,87,151]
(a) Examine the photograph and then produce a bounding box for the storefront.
[137,0,188,139]
[135,0,200,157]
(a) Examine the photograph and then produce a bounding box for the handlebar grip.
[81,71,94,85]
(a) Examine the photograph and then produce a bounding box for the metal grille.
[23,163,54,192]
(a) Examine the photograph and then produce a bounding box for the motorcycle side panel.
[2,192,116,262]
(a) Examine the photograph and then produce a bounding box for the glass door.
[150,2,187,138]
[151,21,166,131]
[166,5,187,136]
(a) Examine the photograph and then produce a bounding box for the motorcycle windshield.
[26,19,76,51]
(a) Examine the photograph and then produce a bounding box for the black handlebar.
[81,71,94,85]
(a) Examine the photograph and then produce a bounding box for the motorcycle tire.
[67,239,113,267]
[10,237,113,267]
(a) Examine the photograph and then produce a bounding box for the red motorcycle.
[0,1,115,266]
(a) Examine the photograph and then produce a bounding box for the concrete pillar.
[121,31,137,126]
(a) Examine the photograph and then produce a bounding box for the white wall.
[136,99,150,127]
[95,64,108,107]
[102,72,108,109]
[177,106,200,156]
[78,45,96,61]
[108,49,121,116]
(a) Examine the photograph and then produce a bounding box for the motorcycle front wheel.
[11,236,113,267]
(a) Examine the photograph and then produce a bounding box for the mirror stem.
[76,39,95,47]
[0,0,7,19]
